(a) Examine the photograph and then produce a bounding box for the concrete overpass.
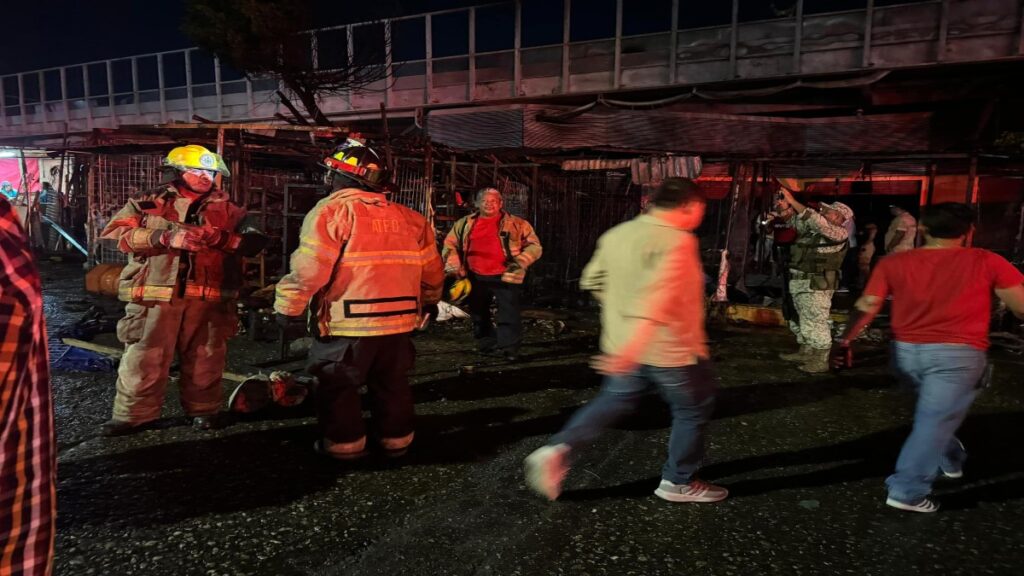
[1,0,1023,141]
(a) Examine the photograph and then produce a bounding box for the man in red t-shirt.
[442,188,543,361]
[835,203,1024,513]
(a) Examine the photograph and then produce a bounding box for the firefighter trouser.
[787,275,835,350]
[306,333,416,454]
[467,274,522,353]
[113,298,237,423]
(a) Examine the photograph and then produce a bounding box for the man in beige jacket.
[524,178,726,504]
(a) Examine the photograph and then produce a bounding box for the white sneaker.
[886,497,940,513]
[654,479,729,503]
[524,444,571,501]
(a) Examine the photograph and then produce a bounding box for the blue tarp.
[52,346,116,372]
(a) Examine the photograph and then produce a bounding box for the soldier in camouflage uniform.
[776,188,852,373]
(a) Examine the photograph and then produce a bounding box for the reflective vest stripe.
[118,284,236,302]
[343,296,419,318]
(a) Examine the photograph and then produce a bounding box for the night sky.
[0,0,910,77]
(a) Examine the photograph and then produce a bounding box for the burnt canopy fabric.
[427,105,934,157]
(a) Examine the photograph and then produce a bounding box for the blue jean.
[550,360,716,484]
[885,342,987,503]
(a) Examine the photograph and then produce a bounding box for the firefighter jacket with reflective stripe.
[442,211,542,284]
[100,186,266,303]
[788,208,850,274]
[274,188,444,337]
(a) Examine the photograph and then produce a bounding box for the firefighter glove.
[203,227,243,252]
[160,227,206,252]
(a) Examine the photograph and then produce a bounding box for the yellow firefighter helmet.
[164,145,231,177]
[445,277,472,305]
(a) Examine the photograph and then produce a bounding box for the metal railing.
[2,0,1022,138]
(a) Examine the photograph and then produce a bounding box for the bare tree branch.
[184,0,395,125]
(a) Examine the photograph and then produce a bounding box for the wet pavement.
[40,262,1024,575]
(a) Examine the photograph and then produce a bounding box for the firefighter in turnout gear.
[776,188,852,373]
[442,187,542,361]
[274,139,444,460]
[99,145,267,436]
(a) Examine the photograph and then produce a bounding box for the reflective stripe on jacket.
[274,188,444,337]
[100,186,265,303]
[442,211,542,284]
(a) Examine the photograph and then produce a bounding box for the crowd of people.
[2,140,1023,574]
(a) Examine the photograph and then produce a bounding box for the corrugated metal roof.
[426,108,524,150]
[524,106,933,156]
[427,104,935,157]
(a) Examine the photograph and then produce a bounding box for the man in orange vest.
[275,140,444,460]
[99,145,266,436]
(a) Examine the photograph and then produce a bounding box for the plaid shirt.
[0,198,55,576]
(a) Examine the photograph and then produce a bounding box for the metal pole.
[793,0,804,74]
[449,156,456,218]
[425,14,434,103]
[937,0,950,62]
[18,148,31,234]
[380,102,393,170]
[514,0,522,97]
[965,154,977,246]
[214,56,224,121]
[613,0,623,89]
[39,71,48,124]
[562,0,571,93]
[131,57,142,116]
[926,161,936,205]
[469,7,477,99]
[106,60,117,125]
[531,164,539,225]
[56,122,69,231]
[60,67,69,127]
[670,0,679,83]
[184,49,194,120]
[862,0,875,68]
[18,74,27,120]
[82,68,94,128]
[157,53,167,122]
[965,154,977,205]
[729,0,739,78]
[425,139,434,228]
[215,127,226,191]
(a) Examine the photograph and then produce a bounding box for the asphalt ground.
[40,263,1024,576]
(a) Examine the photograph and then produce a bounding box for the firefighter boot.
[779,345,811,362]
[192,412,231,431]
[799,347,831,374]
[99,418,153,437]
